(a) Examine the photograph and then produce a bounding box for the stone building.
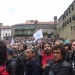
[13,20,58,39]
[58,0,75,40]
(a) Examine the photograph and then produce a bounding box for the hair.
[27,46,36,53]
[42,41,52,49]
[72,40,75,44]
[63,43,71,50]
[55,40,64,46]
[0,41,7,65]
[26,46,38,58]
[52,45,66,58]
[23,43,27,50]
[12,47,18,54]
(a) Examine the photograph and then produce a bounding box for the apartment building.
[14,20,58,39]
[58,0,75,40]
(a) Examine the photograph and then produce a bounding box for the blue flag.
[64,39,69,44]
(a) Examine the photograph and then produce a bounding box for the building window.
[62,14,66,20]
[71,4,74,10]
[62,15,64,20]
[71,26,75,30]
[64,13,66,18]
[67,20,69,24]
[69,17,71,23]
[6,34,7,36]
[69,8,71,13]
[72,15,75,20]
[66,11,68,16]
[62,23,65,27]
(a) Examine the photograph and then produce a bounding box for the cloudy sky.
[0,0,74,26]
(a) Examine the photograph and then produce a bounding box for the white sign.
[33,29,43,40]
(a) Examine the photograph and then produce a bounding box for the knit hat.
[7,48,14,55]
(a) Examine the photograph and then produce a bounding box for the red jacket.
[0,65,9,75]
[42,51,53,66]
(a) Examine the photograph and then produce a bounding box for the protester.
[63,43,72,62]
[24,46,42,75]
[41,42,53,69]
[43,45,73,75]
[54,39,64,46]
[71,41,75,74]
[0,41,9,75]
[6,48,24,75]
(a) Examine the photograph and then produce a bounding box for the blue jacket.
[24,58,42,75]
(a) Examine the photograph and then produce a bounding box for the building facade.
[58,0,75,40]
[14,20,36,39]
[1,26,12,40]
[14,20,58,39]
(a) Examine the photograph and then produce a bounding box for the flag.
[33,29,43,40]
[64,39,69,44]
[10,37,14,45]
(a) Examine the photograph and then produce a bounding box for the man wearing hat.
[6,48,18,75]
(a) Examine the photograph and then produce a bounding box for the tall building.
[58,0,75,40]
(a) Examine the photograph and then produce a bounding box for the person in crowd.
[63,43,72,62]
[6,48,17,75]
[54,39,64,46]
[43,45,73,75]
[24,46,42,75]
[71,41,75,61]
[6,48,24,75]
[0,41,9,75]
[21,43,27,64]
[17,43,27,56]
[41,42,53,69]
[33,43,42,59]
[70,41,75,74]
[64,43,71,51]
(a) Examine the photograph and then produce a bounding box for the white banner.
[10,38,14,45]
[33,29,43,40]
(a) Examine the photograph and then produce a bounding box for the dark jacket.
[43,59,74,75]
[6,57,24,75]
[71,51,75,62]
[24,58,42,75]
[6,57,18,75]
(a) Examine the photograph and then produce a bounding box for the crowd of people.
[0,38,75,75]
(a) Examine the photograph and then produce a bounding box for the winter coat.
[6,57,24,75]
[43,59,74,75]
[24,58,42,75]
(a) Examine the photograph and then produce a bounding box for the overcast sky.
[0,0,74,26]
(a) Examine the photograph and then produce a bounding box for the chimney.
[54,16,57,23]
